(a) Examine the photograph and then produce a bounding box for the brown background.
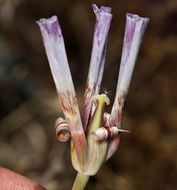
[0,0,177,189]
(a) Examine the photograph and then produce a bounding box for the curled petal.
[82,5,112,130]
[55,117,71,142]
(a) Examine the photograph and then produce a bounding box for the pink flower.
[37,4,149,189]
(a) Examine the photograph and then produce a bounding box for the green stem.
[72,172,90,190]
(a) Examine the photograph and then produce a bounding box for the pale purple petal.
[118,14,149,90]
[90,40,108,119]
[110,13,149,127]
[82,4,112,130]
[107,14,149,161]
[95,39,108,95]
[106,136,120,161]
[37,16,87,151]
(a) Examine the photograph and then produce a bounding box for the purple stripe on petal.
[118,13,149,92]
[92,3,99,16]
[110,13,149,127]
[100,6,112,13]
[95,39,108,95]
[82,4,112,130]
[107,14,149,160]
[37,16,87,160]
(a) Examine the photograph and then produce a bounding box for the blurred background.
[0,0,177,189]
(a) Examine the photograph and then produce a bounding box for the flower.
[37,4,149,190]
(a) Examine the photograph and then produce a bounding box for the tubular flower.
[37,4,149,190]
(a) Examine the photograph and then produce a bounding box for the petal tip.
[92,3,99,13]
[126,13,150,23]
[92,4,112,15]
[100,6,112,13]
[36,16,59,32]
[37,15,58,25]
[37,15,62,37]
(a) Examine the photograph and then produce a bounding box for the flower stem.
[72,172,90,190]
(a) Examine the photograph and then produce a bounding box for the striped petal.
[37,16,87,160]
[82,4,112,130]
[107,13,149,160]
[110,13,149,127]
